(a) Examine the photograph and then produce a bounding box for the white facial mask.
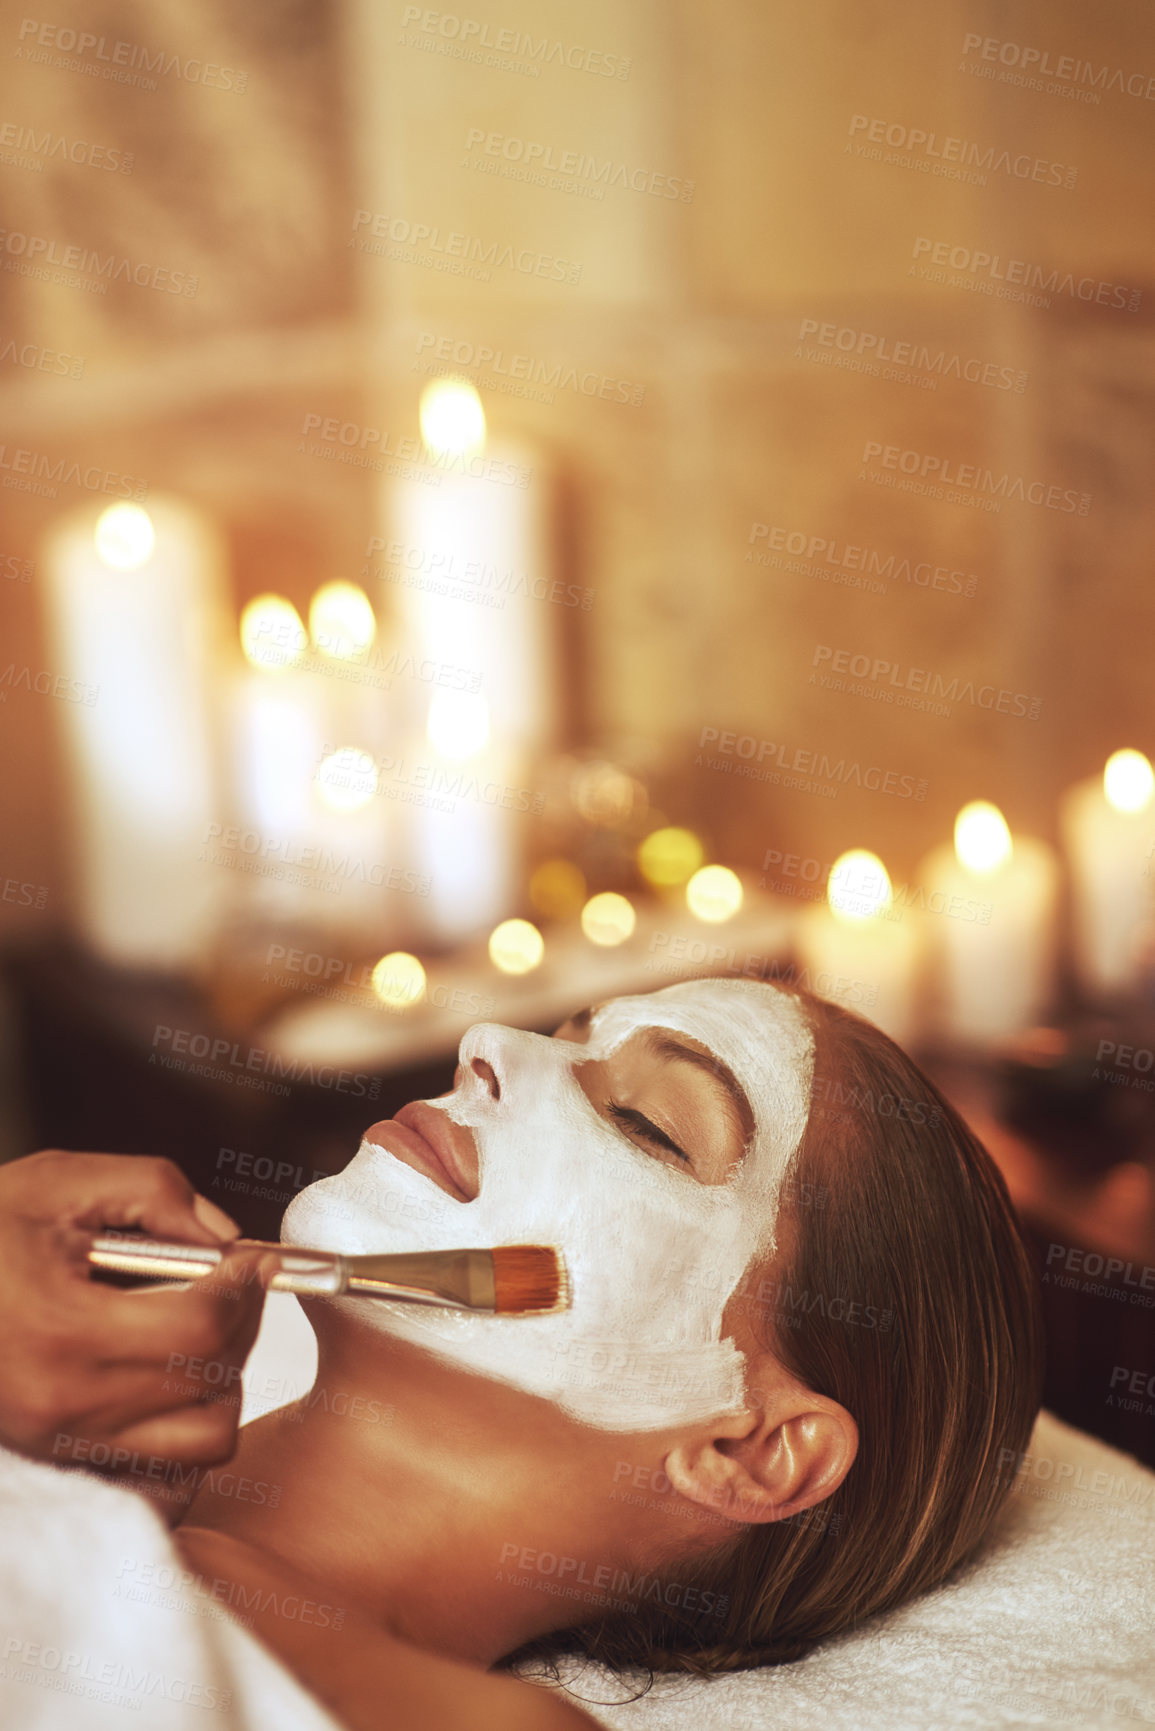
[283,978,814,1431]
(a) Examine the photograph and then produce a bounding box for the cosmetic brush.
[86,1236,569,1316]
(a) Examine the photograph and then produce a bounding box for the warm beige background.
[1,0,1152,930]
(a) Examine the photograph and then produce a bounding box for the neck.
[180,1315,678,1666]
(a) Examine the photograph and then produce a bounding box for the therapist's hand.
[0,1149,271,1500]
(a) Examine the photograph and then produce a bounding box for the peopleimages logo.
[748,521,979,597]
[0,662,98,705]
[960,33,1155,102]
[0,120,133,173]
[910,236,1141,312]
[365,537,594,610]
[760,849,992,926]
[151,1024,381,1101]
[415,331,645,407]
[0,337,85,378]
[811,643,1043,720]
[848,114,1077,188]
[15,18,248,91]
[860,439,1091,515]
[0,442,146,502]
[696,726,928,802]
[351,209,582,285]
[0,227,197,295]
[462,128,693,200]
[300,410,531,487]
[398,8,631,80]
[794,318,1026,393]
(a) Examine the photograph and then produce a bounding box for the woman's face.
[283,979,815,1432]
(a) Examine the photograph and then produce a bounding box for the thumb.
[193,1192,243,1242]
[69,1154,241,1247]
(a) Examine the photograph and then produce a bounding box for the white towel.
[540,1412,1155,1730]
[3,1392,1151,1729]
[239,1301,1155,1728]
[0,1444,341,1730]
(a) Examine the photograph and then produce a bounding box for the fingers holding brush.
[80,1243,281,1509]
[0,1149,275,1511]
[90,1238,276,1370]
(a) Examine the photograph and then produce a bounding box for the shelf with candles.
[254,872,800,1076]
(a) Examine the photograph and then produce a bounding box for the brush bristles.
[491,1245,568,1314]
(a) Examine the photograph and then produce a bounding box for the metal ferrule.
[87,1237,497,1310]
[344,1249,497,1311]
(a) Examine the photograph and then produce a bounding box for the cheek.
[281,1145,451,1249]
[571,1187,755,1336]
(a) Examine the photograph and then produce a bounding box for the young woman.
[176,977,1043,1730]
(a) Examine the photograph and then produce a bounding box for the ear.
[662,1383,858,1526]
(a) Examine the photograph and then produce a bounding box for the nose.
[458,1020,538,1102]
[470,1056,500,1100]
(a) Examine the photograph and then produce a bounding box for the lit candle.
[232,593,322,927]
[303,579,397,940]
[686,865,743,924]
[1060,750,1155,998]
[795,850,920,1044]
[920,801,1059,1045]
[489,918,545,975]
[410,691,522,943]
[307,579,383,749]
[637,827,704,892]
[382,379,554,942]
[42,498,229,970]
[233,591,392,941]
[581,892,637,947]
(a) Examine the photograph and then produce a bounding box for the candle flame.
[637,826,704,888]
[1104,749,1154,815]
[489,918,544,975]
[309,581,376,661]
[372,952,426,1010]
[316,746,379,812]
[828,850,891,920]
[954,802,1013,874]
[580,891,636,946]
[240,594,306,672]
[419,378,486,457]
[94,502,154,571]
[686,865,743,923]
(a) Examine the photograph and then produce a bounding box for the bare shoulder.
[174,1526,600,1731]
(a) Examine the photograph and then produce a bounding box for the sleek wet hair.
[512,987,1044,1677]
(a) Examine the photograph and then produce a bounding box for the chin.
[280,1138,453,1256]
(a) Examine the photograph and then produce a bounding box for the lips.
[363,1102,480,1202]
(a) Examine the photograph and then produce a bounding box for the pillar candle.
[42,497,228,970]
[233,590,396,943]
[381,382,555,942]
[231,664,326,925]
[1060,752,1155,997]
[794,850,920,1045]
[920,802,1058,1045]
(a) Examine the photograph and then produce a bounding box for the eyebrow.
[644,1031,754,1144]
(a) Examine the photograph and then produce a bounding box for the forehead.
[590,977,810,1055]
[588,979,815,1142]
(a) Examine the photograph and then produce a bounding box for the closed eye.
[607,1100,691,1166]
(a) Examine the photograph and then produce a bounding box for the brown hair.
[514,988,1044,1677]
